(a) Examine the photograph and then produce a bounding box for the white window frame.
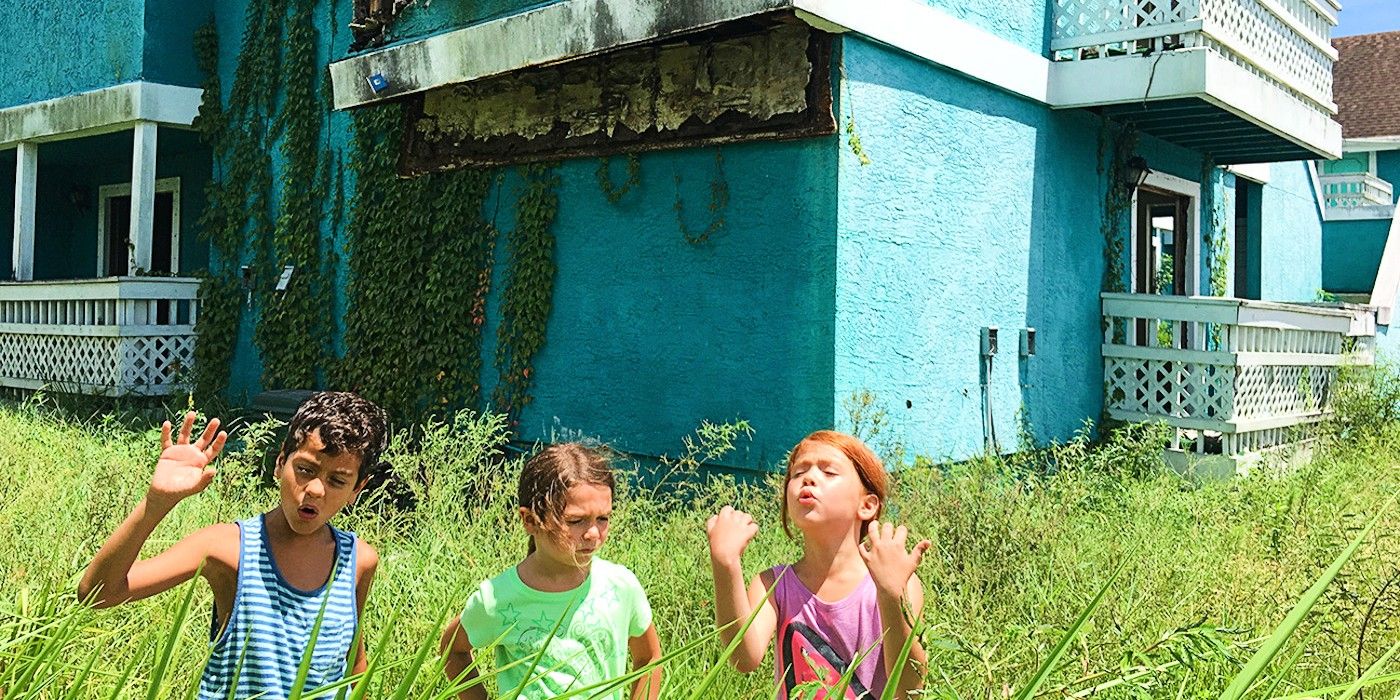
[96,176,181,276]
[1129,171,1202,297]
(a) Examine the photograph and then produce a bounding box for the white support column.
[11,141,36,281]
[128,121,158,275]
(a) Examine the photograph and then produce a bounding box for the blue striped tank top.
[198,513,360,700]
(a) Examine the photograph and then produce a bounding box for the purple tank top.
[769,564,888,700]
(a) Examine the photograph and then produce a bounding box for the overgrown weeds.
[6,372,1400,696]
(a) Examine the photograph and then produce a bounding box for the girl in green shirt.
[440,443,663,700]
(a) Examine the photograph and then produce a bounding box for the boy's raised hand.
[706,506,759,566]
[859,520,931,598]
[148,412,228,509]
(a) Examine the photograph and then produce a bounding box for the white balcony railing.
[0,277,201,396]
[1051,0,1340,146]
[1102,293,1372,467]
[1320,172,1395,208]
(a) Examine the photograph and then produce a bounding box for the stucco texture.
[218,0,837,468]
[0,0,209,110]
[1323,218,1391,294]
[834,37,1107,461]
[1256,162,1324,301]
[918,0,1049,53]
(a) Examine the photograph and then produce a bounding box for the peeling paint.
[405,21,833,168]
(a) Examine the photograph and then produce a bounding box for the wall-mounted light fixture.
[1121,155,1152,193]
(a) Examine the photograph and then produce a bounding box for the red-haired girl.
[706,430,929,700]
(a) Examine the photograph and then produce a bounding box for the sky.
[1335,0,1400,37]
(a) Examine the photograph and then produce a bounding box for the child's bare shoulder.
[186,522,242,569]
[355,539,379,578]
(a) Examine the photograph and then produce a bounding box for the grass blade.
[1012,559,1126,700]
[1220,497,1395,700]
[145,573,200,700]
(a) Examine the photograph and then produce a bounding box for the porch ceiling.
[1099,98,1320,164]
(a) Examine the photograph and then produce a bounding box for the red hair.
[781,430,889,538]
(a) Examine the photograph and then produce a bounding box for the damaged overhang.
[327,0,1052,110]
[401,19,835,170]
[0,82,204,149]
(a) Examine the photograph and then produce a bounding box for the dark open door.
[104,192,175,276]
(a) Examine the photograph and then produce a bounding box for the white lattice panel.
[1200,0,1333,108]
[0,333,123,389]
[1103,293,1369,459]
[0,279,201,396]
[1105,357,1236,420]
[1054,0,1199,40]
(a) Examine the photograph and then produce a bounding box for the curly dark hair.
[277,391,389,483]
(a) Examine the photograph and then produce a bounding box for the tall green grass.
[5,376,1400,697]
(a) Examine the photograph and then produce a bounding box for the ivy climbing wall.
[202,0,843,467]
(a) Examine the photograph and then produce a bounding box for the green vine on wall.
[190,20,238,399]
[674,149,730,245]
[492,164,560,422]
[1098,120,1137,296]
[193,6,561,426]
[255,0,333,390]
[336,104,497,422]
[596,153,641,204]
[190,0,287,400]
[1203,157,1231,299]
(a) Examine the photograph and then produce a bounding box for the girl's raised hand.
[148,412,229,509]
[706,506,759,566]
[858,520,931,598]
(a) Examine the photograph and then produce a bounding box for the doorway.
[1134,187,1189,296]
[98,178,180,276]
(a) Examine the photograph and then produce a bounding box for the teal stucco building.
[0,0,1381,472]
[1319,31,1400,356]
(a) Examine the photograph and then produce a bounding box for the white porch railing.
[0,277,201,396]
[1320,172,1395,208]
[1052,0,1338,112]
[1102,293,1372,465]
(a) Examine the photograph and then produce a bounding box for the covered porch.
[1102,293,1374,475]
[2,82,207,396]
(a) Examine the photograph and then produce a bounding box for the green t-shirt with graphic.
[461,558,653,700]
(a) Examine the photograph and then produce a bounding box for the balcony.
[1102,293,1373,474]
[1321,171,1395,208]
[1049,0,1342,163]
[0,278,201,396]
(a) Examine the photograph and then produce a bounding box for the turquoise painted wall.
[917,0,1049,53]
[0,1,143,108]
[217,0,837,468]
[1323,218,1391,293]
[1255,162,1323,301]
[142,0,214,89]
[0,0,210,109]
[515,145,838,467]
[1379,151,1400,197]
[832,37,1190,460]
[1238,180,1262,299]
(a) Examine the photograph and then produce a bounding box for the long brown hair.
[781,430,889,538]
[518,443,615,553]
